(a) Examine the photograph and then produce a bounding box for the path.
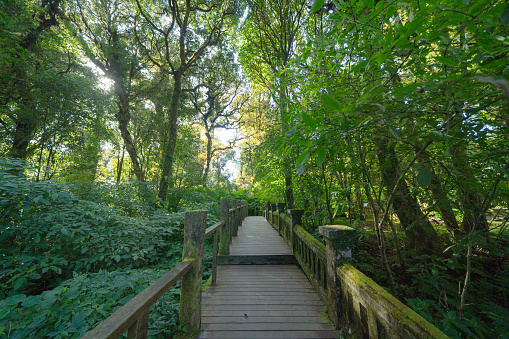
[198,216,337,338]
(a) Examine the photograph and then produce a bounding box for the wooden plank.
[198,330,338,338]
[202,316,330,324]
[83,260,194,339]
[202,305,327,312]
[204,291,318,297]
[217,255,297,265]
[202,323,335,331]
[202,310,326,317]
[202,296,322,303]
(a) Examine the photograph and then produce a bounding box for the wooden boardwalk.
[198,216,337,338]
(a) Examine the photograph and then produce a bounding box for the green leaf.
[386,5,396,19]
[310,0,324,12]
[297,163,306,176]
[4,294,26,306]
[302,113,317,129]
[321,93,342,111]
[13,278,27,291]
[0,308,10,320]
[428,131,444,142]
[34,233,40,243]
[316,148,326,167]
[114,255,121,263]
[388,125,401,141]
[61,228,69,236]
[285,129,298,137]
[296,149,309,166]
[392,83,421,96]
[503,4,509,26]
[417,169,432,188]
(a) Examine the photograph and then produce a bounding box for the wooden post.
[288,209,304,252]
[231,199,238,236]
[179,210,207,335]
[271,203,277,225]
[319,225,357,328]
[212,230,218,285]
[219,198,230,255]
[276,203,286,236]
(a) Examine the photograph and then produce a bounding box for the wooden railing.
[83,198,248,339]
[264,202,448,339]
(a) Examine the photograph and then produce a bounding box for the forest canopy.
[1,0,508,337]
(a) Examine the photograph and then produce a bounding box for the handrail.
[82,260,195,339]
[264,203,447,338]
[205,220,224,238]
[84,200,250,339]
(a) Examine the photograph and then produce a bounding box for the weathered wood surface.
[198,216,337,339]
[229,216,292,255]
[217,254,297,265]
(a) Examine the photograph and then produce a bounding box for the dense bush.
[0,158,183,299]
[0,269,182,338]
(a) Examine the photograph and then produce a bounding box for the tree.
[135,0,240,201]
[68,0,146,181]
[188,47,246,186]
[240,0,307,208]
[0,0,105,179]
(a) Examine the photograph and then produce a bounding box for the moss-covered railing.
[264,202,447,339]
[83,199,248,339]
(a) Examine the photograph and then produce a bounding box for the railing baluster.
[212,229,218,285]
[127,310,149,339]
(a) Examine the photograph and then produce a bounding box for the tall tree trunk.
[415,145,460,234]
[374,134,440,253]
[203,131,212,187]
[116,94,144,181]
[279,75,294,208]
[9,118,36,159]
[449,143,489,232]
[158,71,182,201]
[109,30,144,182]
[356,132,397,294]
[116,143,125,183]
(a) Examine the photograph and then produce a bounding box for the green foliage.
[0,158,183,299]
[0,269,182,338]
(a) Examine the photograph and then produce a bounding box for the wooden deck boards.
[198,216,337,339]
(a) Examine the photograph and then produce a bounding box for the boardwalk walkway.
[198,216,337,338]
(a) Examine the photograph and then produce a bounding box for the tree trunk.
[279,75,294,208]
[158,72,182,201]
[117,95,144,181]
[203,131,212,187]
[116,143,125,183]
[374,134,440,253]
[415,145,460,234]
[109,30,144,182]
[9,118,36,159]
[449,144,489,233]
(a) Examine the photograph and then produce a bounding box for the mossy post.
[231,199,238,236]
[271,203,277,226]
[319,225,357,328]
[179,210,207,335]
[276,203,286,235]
[288,209,304,252]
[219,198,230,255]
